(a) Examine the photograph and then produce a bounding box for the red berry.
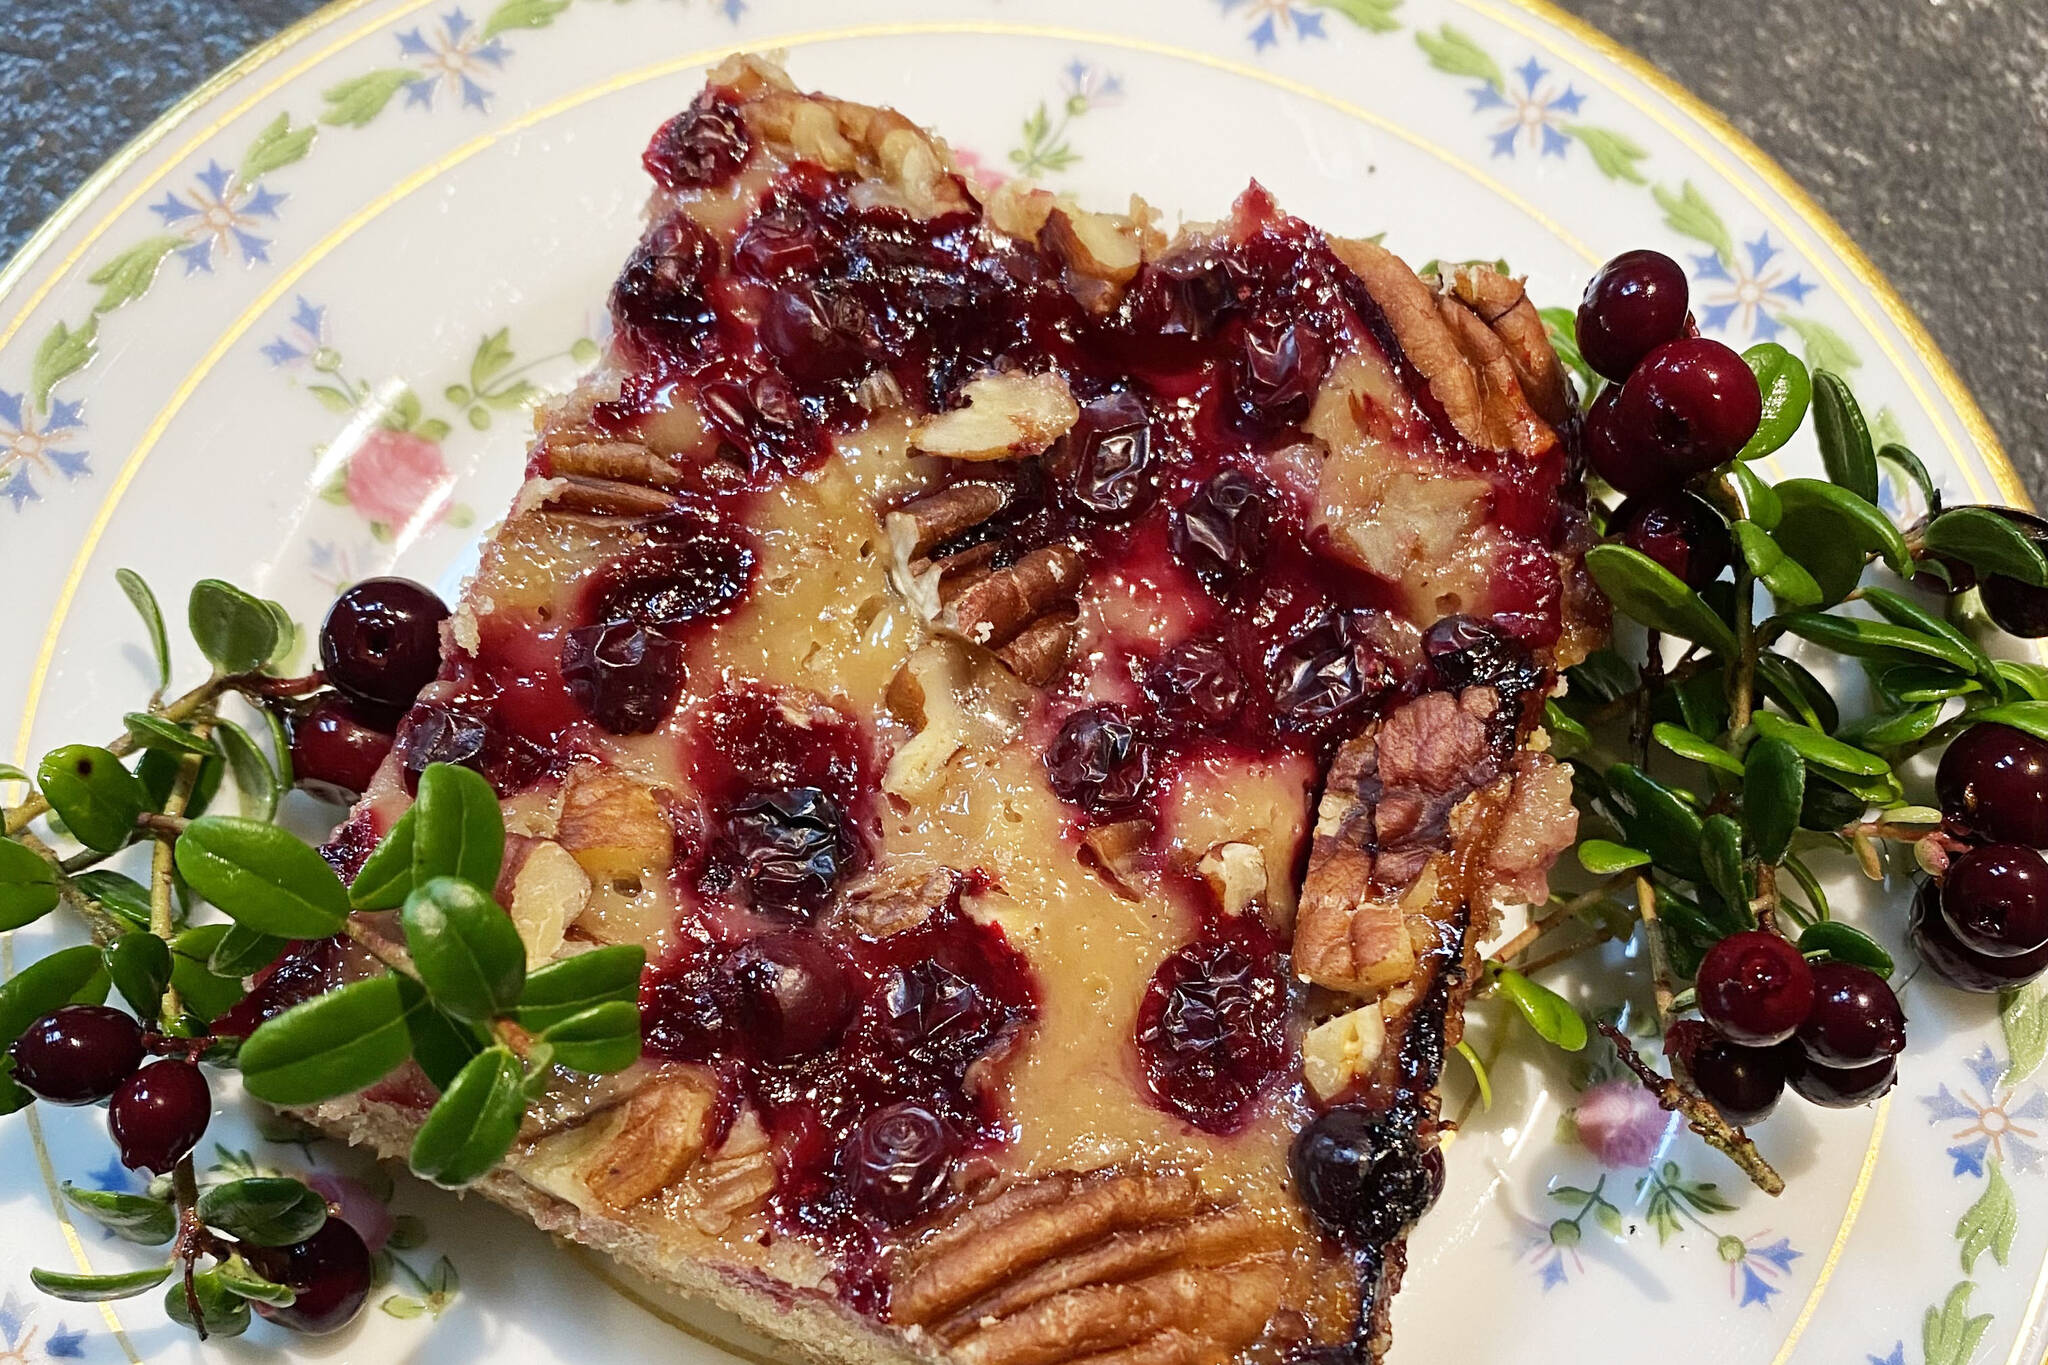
[721,933,856,1060]
[1062,392,1158,517]
[642,96,749,192]
[1795,963,1905,1068]
[1612,338,1763,477]
[108,1059,210,1174]
[1575,249,1691,382]
[559,620,685,735]
[1144,639,1244,732]
[1170,470,1270,583]
[1696,931,1815,1047]
[251,1218,374,1334]
[1688,1037,1783,1127]
[1583,386,1666,496]
[1941,844,2048,957]
[1912,876,2048,993]
[842,1101,956,1225]
[1971,507,2048,635]
[1782,1050,1898,1108]
[288,692,396,803]
[718,788,857,919]
[1290,1107,1438,1246]
[1937,723,2048,846]
[1044,706,1154,813]
[8,1005,144,1105]
[1134,926,1288,1134]
[319,577,450,712]
[1610,491,1732,589]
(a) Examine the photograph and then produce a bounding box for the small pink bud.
[1573,1077,1673,1169]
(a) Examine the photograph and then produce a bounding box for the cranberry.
[1575,249,1691,382]
[1942,845,2048,957]
[1696,931,1814,1047]
[249,1218,373,1335]
[642,96,749,191]
[722,933,856,1060]
[589,525,756,633]
[1610,491,1732,590]
[1228,318,1326,436]
[559,621,684,735]
[9,1005,144,1105]
[109,1059,210,1174]
[1612,338,1763,477]
[611,216,720,355]
[1126,246,1239,343]
[719,788,857,917]
[1134,928,1287,1133]
[1912,876,2048,993]
[1044,706,1154,813]
[1289,1107,1438,1246]
[1795,963,1905,1068]
[1583,385,1664,496]
[1270,613,1390,734]
[288,692,396,802]
[1060,392,1156,517]
[842,1101,956,1225]
[876,959,993,1062]
[1687,1037,1783,1127]
[1144,639,1245,731]
[1937,723,2048,846]
[760,283,872,385]
[1782,1049,1898,1109]
[318,577,449,712]
[1170,470,1270,583]
[1419,614,1542,702]
[695,371,823,477]
[1977,510,2048,635]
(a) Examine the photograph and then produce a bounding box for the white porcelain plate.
[0,1,2039,1361]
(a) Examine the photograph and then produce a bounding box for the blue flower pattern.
[1690,233,1818,345]
[395,10,509,113]
[261,297,332,368]
[0,390,88,512]
[1728,1235,1800,1307]
[0,1293,89,1360]
[1922,1045,2048,1178]
[1471,58,1584,160]
[1217,0,1328,50]
[147,161,287,272]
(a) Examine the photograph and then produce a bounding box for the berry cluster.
[290,577,451,803]
[1914,723,2048,989]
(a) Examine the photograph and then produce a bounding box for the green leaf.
[239,111,317,180]
[187,579,282,676]
[1414,24,1503,88]
[538,1000,640,1074]
[1453,1038,1492,1110]
[480,0,571,37]
[1584,544,1739,655]
[239,974,413,1105]
[1652,181,1734,265]
[174,816,350,938]
[60,1184,176,1245]
[163,1268,251,1336]
[1872,663,1980,706]
[197,1176,328,1246]
[320,68,420,127]
[1756,652,1838,733]
[1996,661,2048,702]
[37,745,148,852]
[409,1046,526,1187]
[1749,712,1890,778]
[1786,316,1862,377]
[206,921,287,977]
[1562,125,1648,183]
[1566,649,1639,703]
[1858,586,1997,685]
[412,763,505,891]
[85,237,183,313]
[30,316,97,410]
[1841,700,1947,749]
[1878,443,1940,517]
[1492,969,1587,1051]
[396,976,488,1092]
[167,926,251,1022]
[350,807,417,910]
[1782,853,1832,921]
[1957,1161,2017,1273]
[1735,343,1810,461]
[1704,460,1782,530]
[1798,922,1894,976]
[215,1254,297,1307]
[1576,839,1650,875]
[137,747,222,818]
[105,932,172,1017]
[120,713,214,758]
[515,945,645,1033]
[213,718,281,822]
[1542,699,1591,759]
[1776,478,1910,577]
[30,1264,172,1302]
[1312,0,1403,33]
[402,877,524,1024]
[1604,763,1707,881]
[1923,506,2048,587]
[1539,306,1598,397]
[74,872,161,931]
[1651,722,1745,775]
[1731,521,1822,609]
[1810,372,1879,504]
[115,568,172,689]
[2000,982,2048,1087]
[1923,1281,1992,1365]
[1780,612,1979,674]
[1699,816,1749,914]
[1743,736,1804,864]
[0,837,60,930]
[1972,701,2048,746]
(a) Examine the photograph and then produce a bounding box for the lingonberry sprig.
[0,575,643,1339]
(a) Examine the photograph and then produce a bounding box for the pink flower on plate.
[345,426,452,531]
[951,146,1008,192]
[304,1171,396,1253]
[1573,1077,1674,1168]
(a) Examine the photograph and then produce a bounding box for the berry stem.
[150,733,211,1026]
[1634,876,1677,1027]
[12,830,124,945]
[1595,1020,1784,1196]
[1489,873,1636,965]
[171,1155,210,1339]
[1727,558,1757,743]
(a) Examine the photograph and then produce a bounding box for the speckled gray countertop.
[3,0,2042,491]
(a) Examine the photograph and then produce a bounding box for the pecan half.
[887,482,1011,560]
[580,1068,717,1209]
[939,545,1084,649]
[995,608,1079,686]
[540,473,682,518]
[1447,263,1575,429]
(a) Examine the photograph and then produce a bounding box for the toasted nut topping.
[912,372,1081,462]
[1079,819,1155,901]
[939,545,1084,649]
[557,768,675,885]
[685,1108,775,1234]
[1196,842,1267,918]
[1040,206,1144,285]
[542,474,682,518]
[1302,1004,1388,1101]
[509,840,589,965]
[543,439,689,490]
[994,608,1079,687]
[582,1071,716,1209]
[888,482,1010,559]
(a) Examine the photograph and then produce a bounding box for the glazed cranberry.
[1290,1107,1439,1246]
[1795,963,1905,1068]
[722,933,856,1060]
[1612,338,1763,477]
[1938,723,2048,846]
[842,1101,956,1225]
[1228,318,1326,436]
[611,216,720,354]
[1044,706,1153,813]
[1270,614,1390,733]
[1061,392,1156,517]
[1420,614,1542,700]
[559,621,684,735]
[1144,640,1245,731]
[720,788,857,917]
[1662,1018,1713,1072]
[250,1218,373,1335]
[1583,385,1665,496]
[1687,1037,1783,1127]
[393,701,487,776]
[1575,249,1691,382]
[288,692,396,802]
[1696,932,1814,1047]
[1974,508,2048,636]
[1610,491,1732,590]
[1912,876,2048,993]
[1782,1049,1898,1109]
[589,527,756,633]
[1126,246,1238,343]
[1941,845,2048,957]
[695,371,823,477]
[1134,929,1287,1133]
[1170,470,1270,583]
[318,577,450,711]
[876,958,994,1063]
[8,1005,144,1105]
[760,283,871,384]
[642,96,749,191]
[109,1059,210,1174]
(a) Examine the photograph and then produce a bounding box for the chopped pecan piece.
[1447,263,1575,429]
[887,482,1011,559]
[542,438,689,490]
[939,545,1085,649]
[912,372,1081,461]
[581,1069,717,1209]
[684,1108,776,1234]
[995,608,1079,686]
[540,474,682,518]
